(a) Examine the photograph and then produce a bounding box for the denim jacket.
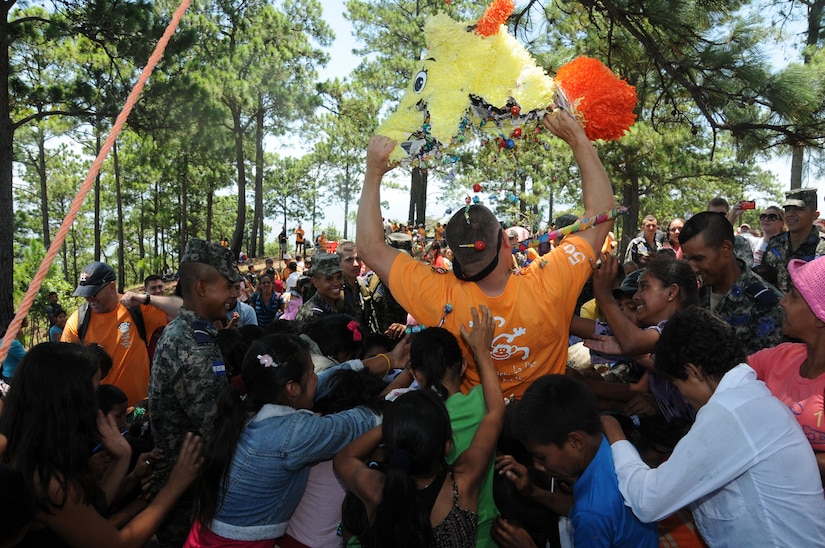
[207,403,379,541]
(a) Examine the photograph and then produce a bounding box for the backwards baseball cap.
[788,257,825,323]
[74,261,117,297]
[180,238,242,282]
[612,268,643,300]
[783,188,818,209]
[311,253,343,277]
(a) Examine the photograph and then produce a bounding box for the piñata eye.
[413,71,428,93]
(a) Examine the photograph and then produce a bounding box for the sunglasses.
[759,213,780,222]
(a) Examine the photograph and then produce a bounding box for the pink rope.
[0,0,191,364]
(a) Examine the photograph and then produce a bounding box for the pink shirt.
[749,342,825,451]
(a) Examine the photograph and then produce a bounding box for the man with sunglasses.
[357,110,616,401]
[764,188,825,292]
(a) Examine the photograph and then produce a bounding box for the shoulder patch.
[745,282,780,308]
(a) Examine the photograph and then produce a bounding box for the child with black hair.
[494,375,657,548]
[0,342,202,547]
[186,333,381,547]
[407,324,498,547]
[284,369,390,547]
[0,462,36,547]
[335,305,503,548]
[91,384,163,526]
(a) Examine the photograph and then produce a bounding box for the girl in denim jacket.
[186,333,381,547]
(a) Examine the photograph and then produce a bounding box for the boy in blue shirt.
[494,375,657,547]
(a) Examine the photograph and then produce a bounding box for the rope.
[0,0,191,364]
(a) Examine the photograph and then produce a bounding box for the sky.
[273,0,825,240]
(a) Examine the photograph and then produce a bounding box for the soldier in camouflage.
[149,238,241,547]
[681,212,784,355]
[294,253,357,327]
[764,188,825,293]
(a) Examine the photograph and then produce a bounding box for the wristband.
[377,353,391,376]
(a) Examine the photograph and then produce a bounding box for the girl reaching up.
[335,305,503,548]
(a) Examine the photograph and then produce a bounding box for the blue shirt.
[1,338,25,379]
[226,300,258,327]
[571,436,658,547]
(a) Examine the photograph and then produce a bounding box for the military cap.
[74,261,117,297]
[311,253,343,277]
[181,238,242,282]
[783,188,818,210]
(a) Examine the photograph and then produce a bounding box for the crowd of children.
[3,111,825,548]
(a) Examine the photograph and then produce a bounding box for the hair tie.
[258,354,277,368]
[389,448,413,472]
[347,320,362,342]
[230,374,248,395]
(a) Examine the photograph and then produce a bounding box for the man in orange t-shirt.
[62,261,179,405]
[357,110,616,400]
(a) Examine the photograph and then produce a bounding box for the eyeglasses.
[759,213,780,222]
[668,227,682,233]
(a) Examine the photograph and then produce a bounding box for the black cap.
[73,262,117,297]
[612,269,643,299]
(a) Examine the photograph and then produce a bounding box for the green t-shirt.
[446,385,499,548]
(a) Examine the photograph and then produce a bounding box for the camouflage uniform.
[148,237,239,548]
[763,227,825,293]
[700,265,785,356]
[149,309,227,546]
[294,290,353,327]
[733,235,755,270]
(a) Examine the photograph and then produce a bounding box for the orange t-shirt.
[390,235,595,400]
[62,301,169,405]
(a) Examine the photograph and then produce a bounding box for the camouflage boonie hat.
[311,253,343,277]
[783,188,818,210]
[181,238,242,282]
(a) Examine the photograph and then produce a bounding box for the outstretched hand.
[591,252,619,297]
[366,135,398,176]
[460,305,495,360]
[166,432,203,494]
[541,108,586,145]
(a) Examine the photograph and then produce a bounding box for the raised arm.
[333,424,384,512]
[456,306,504,482]
[121,291,183,318]
[356,136,402,285]
[590,253,658,356]
[542,110,615,255]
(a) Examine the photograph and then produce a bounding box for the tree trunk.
[114,140,125,291]
[231,109,247,255]
[343,163,350,239]
[252,98,265,257]
[790,144,803,190]
[620,176,640,258]
[38,130,50,248]
[408,167,427,225]
[0,2,15,321]
[94,126,102,261]
[181,152,189,253]
[138,194,146,280]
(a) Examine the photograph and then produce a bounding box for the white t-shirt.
[611,364,825,546]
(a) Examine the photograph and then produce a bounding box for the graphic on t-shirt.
[490,316,529,361]
[118,321,133,348]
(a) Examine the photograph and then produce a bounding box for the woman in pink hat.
[748,256,825,485]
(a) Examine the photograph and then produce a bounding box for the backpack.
[357,274,383,334]
[77,302,148,349]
